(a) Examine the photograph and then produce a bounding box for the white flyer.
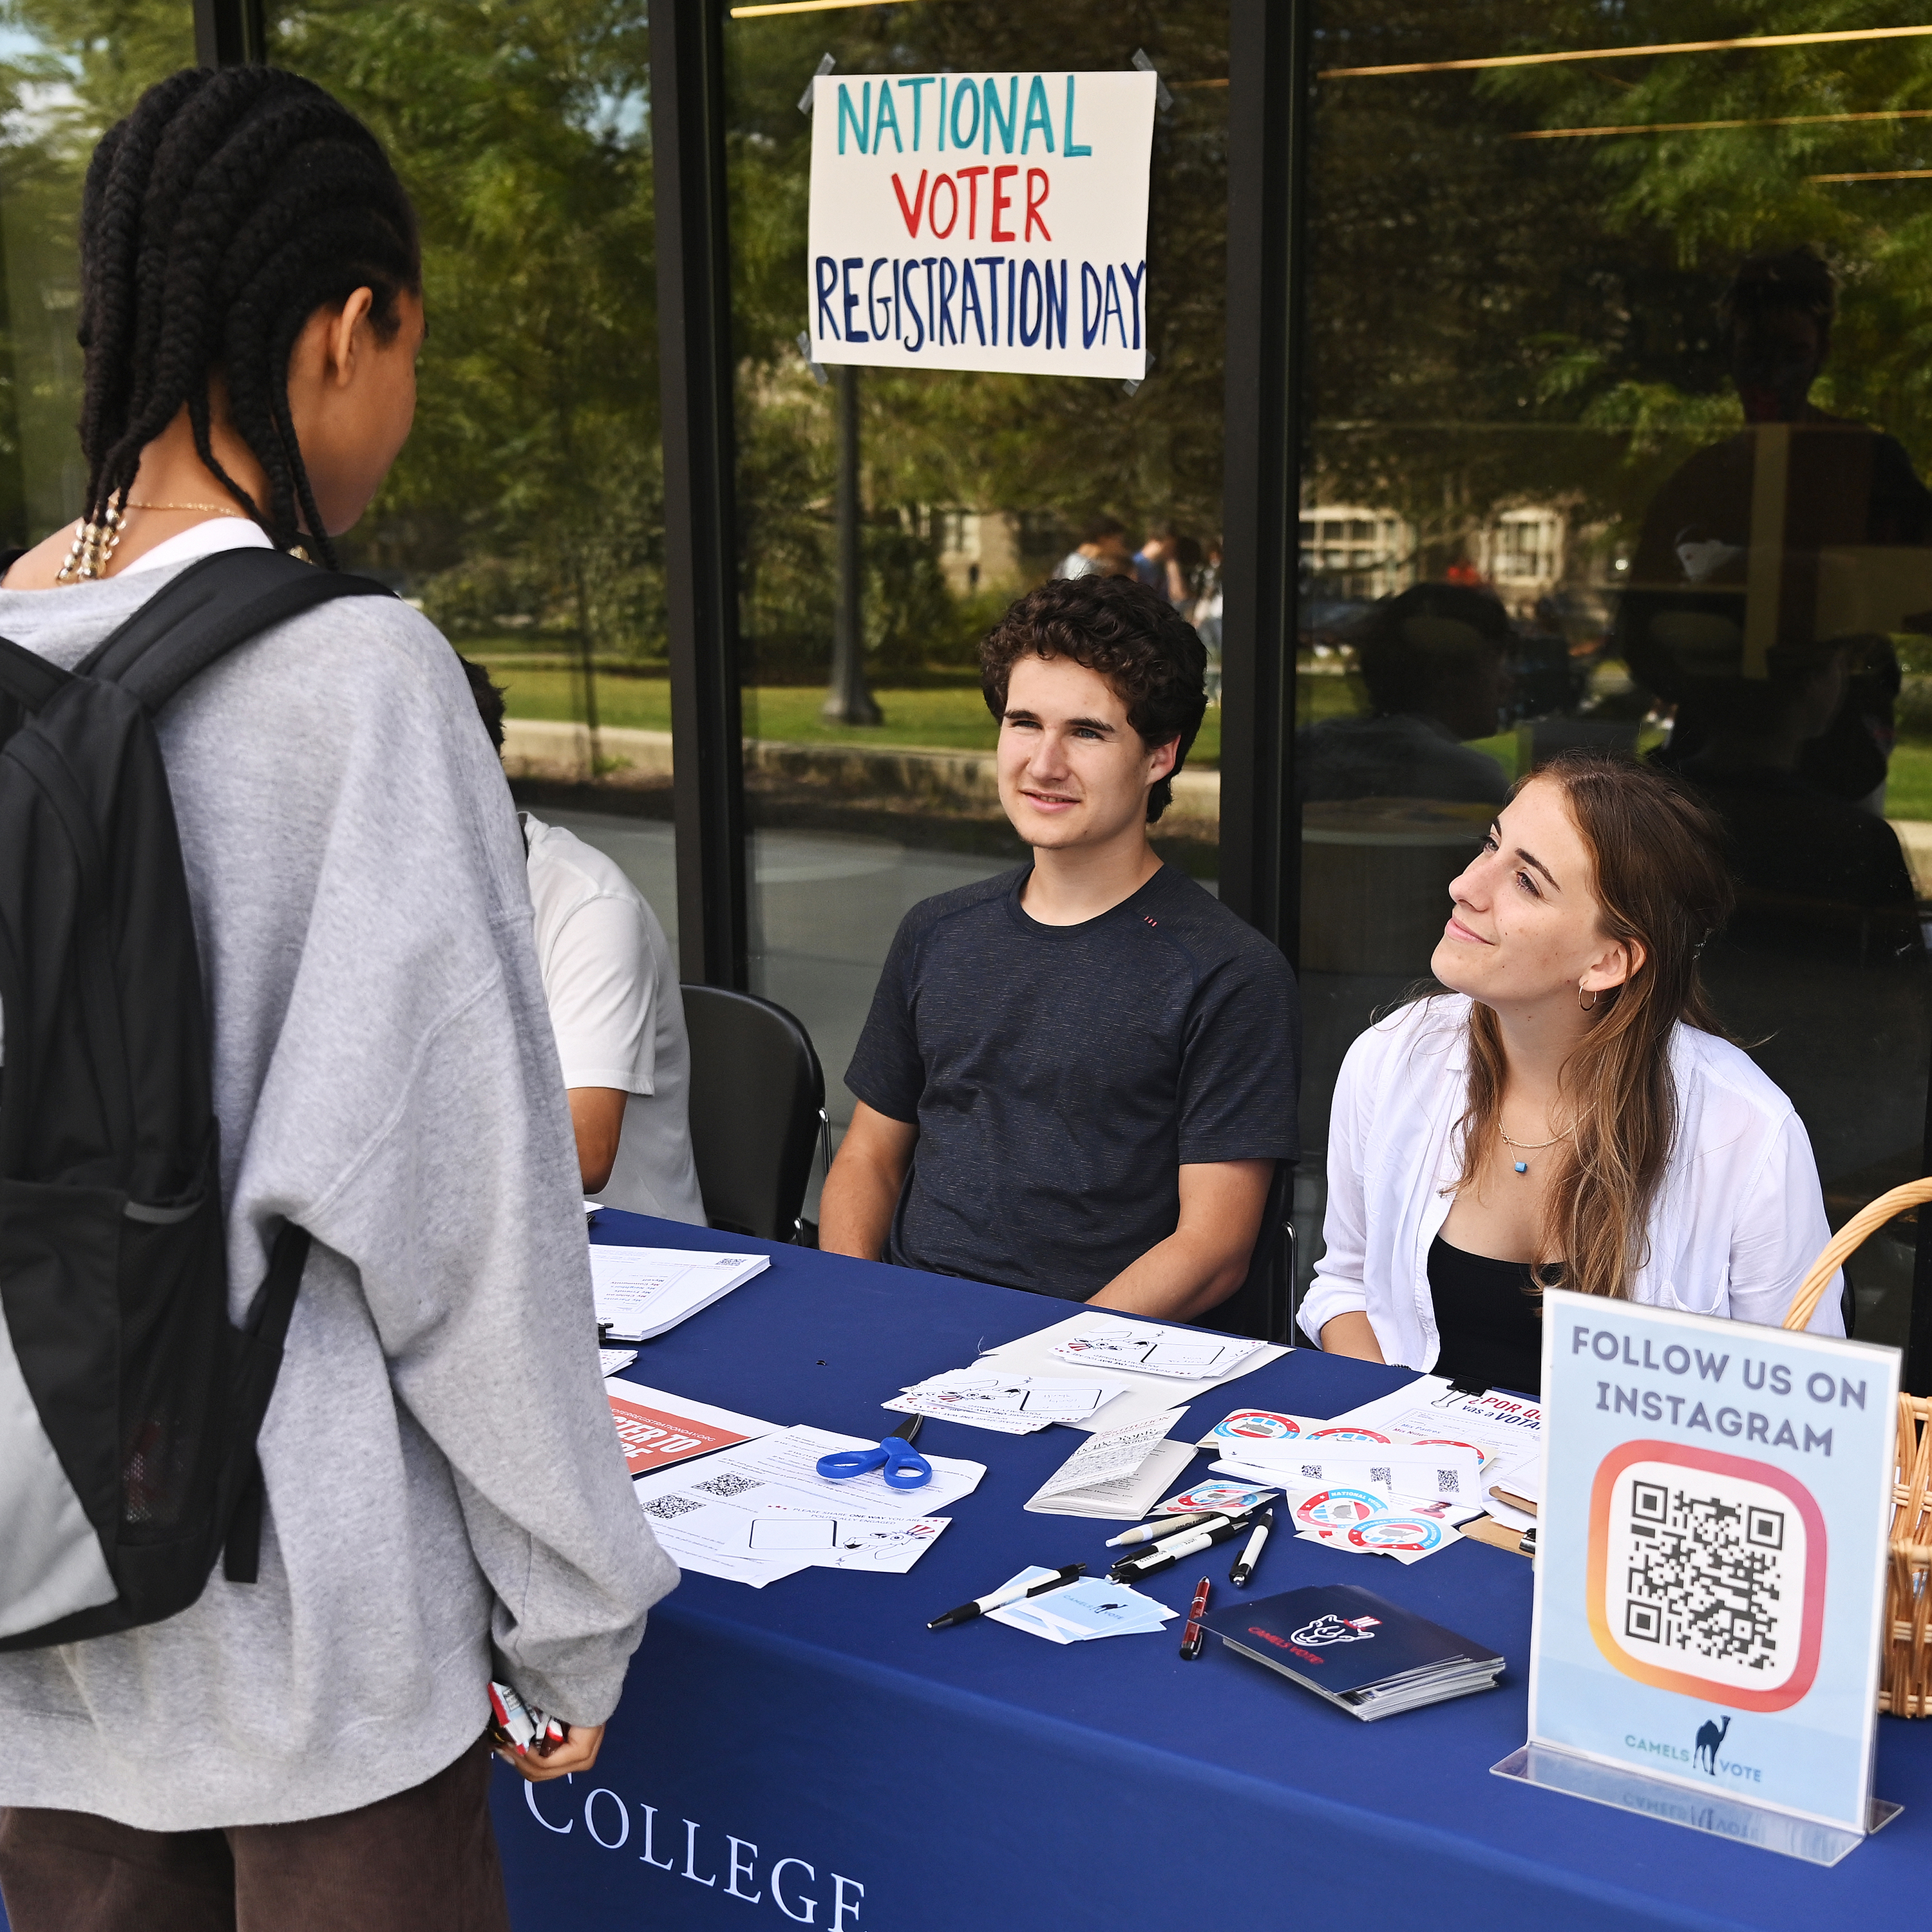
[629,1423,981,1586]
[977,1311,1286,1431]
[590,1245,770,1342]
[883,1368,1132,1434]
[592,1245,768,1341]
[715,1423,987,1516]
[1050,1321,1263,1381]
[1211,1438,1485,1509]
[1316,1374,1543,1506]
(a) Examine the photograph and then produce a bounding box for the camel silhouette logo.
[1693,1713,1732,1774]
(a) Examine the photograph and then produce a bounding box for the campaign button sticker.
[1213,1410,1303,1441]
[1296,1488,1386,1529]
[1346,1515,1447,1554]
[1307,1426,1390,1444]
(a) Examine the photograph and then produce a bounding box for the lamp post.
[822,363,880,724]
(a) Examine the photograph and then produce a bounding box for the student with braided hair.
[0,68,673,1931]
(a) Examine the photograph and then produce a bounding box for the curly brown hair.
[980,575,1208,822]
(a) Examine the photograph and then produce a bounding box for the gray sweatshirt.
[0,564,676,1831]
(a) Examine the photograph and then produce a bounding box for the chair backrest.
[1198,1162,1296,1343]
[681,985,826,1242]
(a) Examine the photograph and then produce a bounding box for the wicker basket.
[1783,1179,1932,1718]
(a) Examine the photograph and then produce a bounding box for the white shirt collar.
[118,516,277,578]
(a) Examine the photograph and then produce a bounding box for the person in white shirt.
[462,663,705,1224]
[1302,748,1843,1395]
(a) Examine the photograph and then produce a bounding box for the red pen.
[1180,1576,1211,1660]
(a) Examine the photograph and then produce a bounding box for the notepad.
[590,1245,770,1341]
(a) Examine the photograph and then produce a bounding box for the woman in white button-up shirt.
[1302,752,1844,1391]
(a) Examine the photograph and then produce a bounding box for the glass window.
[1298,6,1932,1354]
[270,3,672,935]
[724,6,1231,1212]
[0,3,198,549]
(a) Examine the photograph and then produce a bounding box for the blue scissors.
[815,1414,933,1490]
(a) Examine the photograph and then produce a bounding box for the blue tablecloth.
[489,1211,1932,1931]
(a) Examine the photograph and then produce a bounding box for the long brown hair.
[1453,750,1735,1301]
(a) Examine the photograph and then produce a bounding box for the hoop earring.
[1578,981,1599,1012]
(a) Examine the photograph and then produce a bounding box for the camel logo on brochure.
[1289,1613,1381,1647]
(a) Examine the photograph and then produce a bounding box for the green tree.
[270,1,664,661]
[723,2,1233,688]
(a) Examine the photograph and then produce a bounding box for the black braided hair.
[77,67,419,570]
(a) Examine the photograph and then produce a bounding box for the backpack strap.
[79,548,395,711]
[221,1217,314,1586]
[0,636,74,713]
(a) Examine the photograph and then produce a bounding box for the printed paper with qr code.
[1526,1287,1899,1833]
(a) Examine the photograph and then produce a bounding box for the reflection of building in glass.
[926,507,1025,594]
[1299,506,1411,601]
[1477,509,1564,603]
[1299,502,1577,615]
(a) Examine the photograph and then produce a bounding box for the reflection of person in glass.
[1637,621,1919,959]
[1622,245,1929,811]
[1302,753,1844,1399]
[1297,584,1511,804]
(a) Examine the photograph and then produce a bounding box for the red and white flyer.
[605,1380,777,1478]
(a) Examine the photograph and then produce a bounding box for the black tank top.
[1426,1236,1553,1397]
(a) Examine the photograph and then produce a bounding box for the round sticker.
[1308,1426,1390,1444]
[1216,1410,1302,1441]
[1163,1482,1269,1515]
[1347,1516,1447,1553]
[1296,1488,1386,1529]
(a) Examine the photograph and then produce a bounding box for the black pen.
[1110,1518,1252,1583]
[1229,1507,1274,1587]
[927,1564,1085,1629]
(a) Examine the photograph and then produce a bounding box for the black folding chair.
[1198,1161,1297,1344]
[681,985,829,1244]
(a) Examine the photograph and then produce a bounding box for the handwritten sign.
[1507,1286,1900,1858]
[806,70,1155,379]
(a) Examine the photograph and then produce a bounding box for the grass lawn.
[1887,741,1932,820]
[485,656,1932,816]
[483,662,1225,766]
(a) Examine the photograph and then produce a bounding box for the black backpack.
[0,547,391,1650]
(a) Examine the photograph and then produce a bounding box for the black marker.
[1229,1507,1274,1587]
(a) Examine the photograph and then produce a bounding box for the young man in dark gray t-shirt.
[822,575,1299,1316]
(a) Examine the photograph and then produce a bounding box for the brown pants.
[0,1735,513,1932]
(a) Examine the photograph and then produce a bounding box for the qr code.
[1596,1455,1814,1698]
[640,1493,703,1520]
[1437,1470,1461,1494]
[693,1471,761,1499]
[1301,1464,1321,1480]
[1370,1466,1392,1486]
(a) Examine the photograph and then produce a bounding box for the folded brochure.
[1202,1582,1502,1719]
[1023,1409,1198,1520]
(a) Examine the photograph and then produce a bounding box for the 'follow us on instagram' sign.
[1496,1285,1901,1866]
